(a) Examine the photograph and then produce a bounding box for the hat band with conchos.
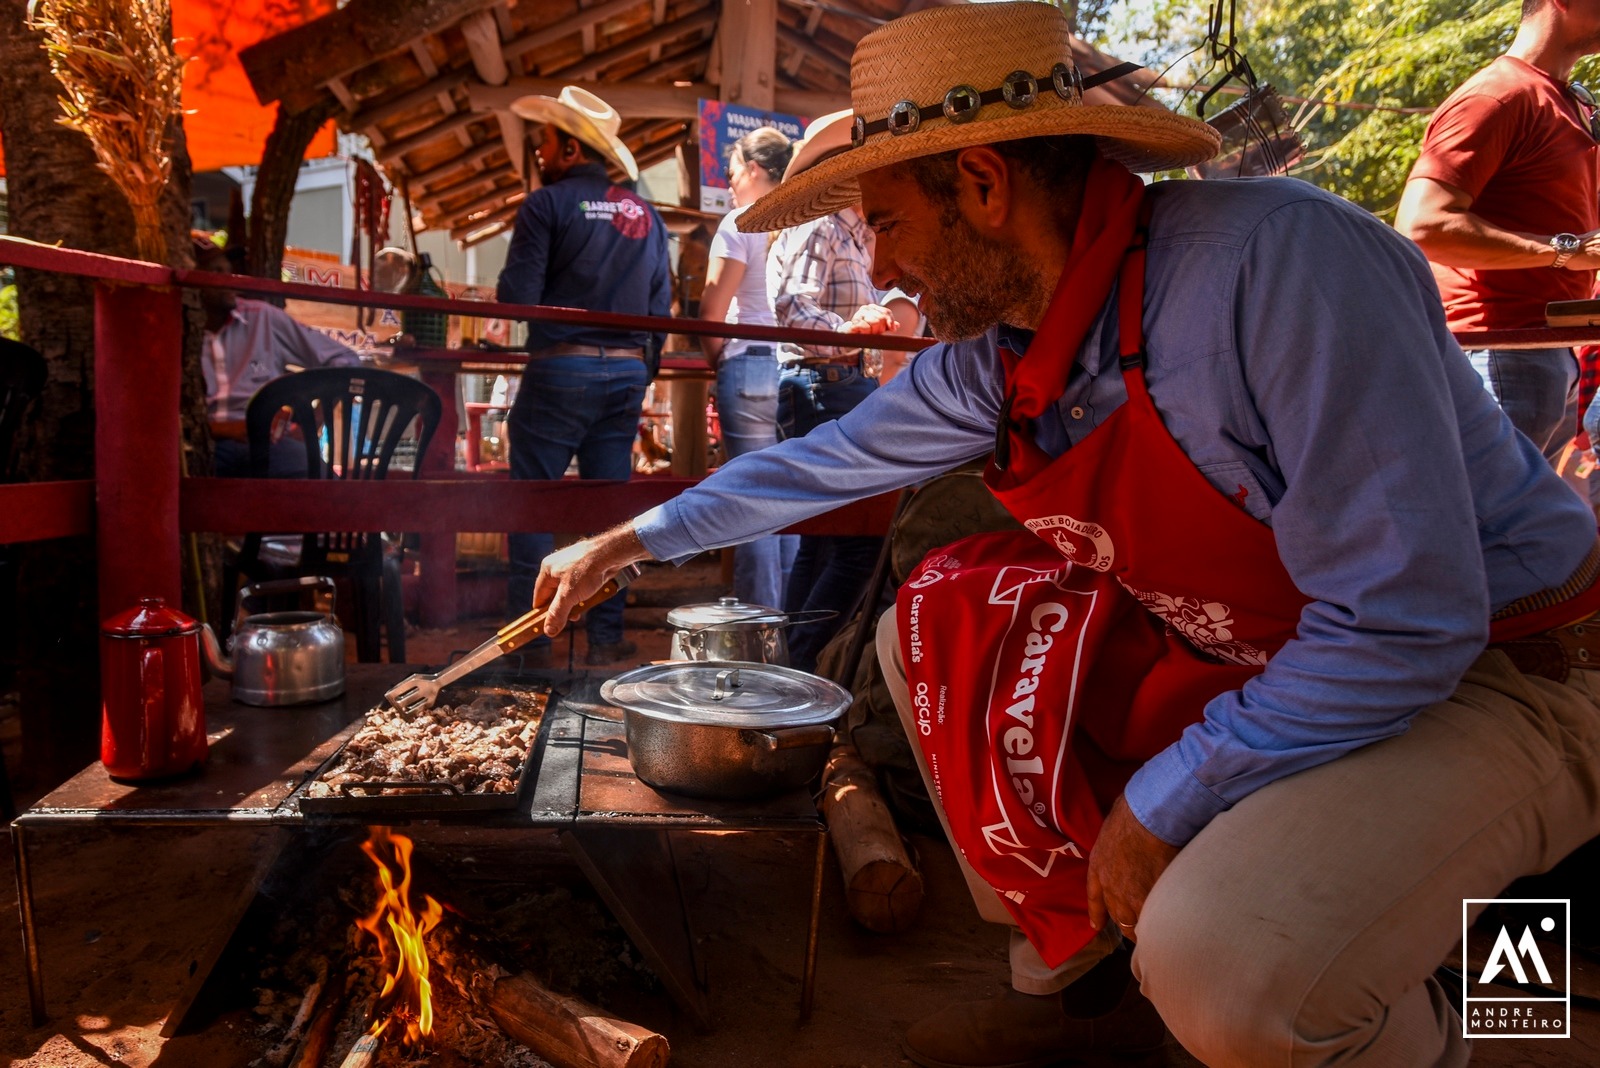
[850,62,1140,147]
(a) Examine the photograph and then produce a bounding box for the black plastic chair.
[0,339,45,820]
[229,368,442,663]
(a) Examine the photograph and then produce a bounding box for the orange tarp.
[0,0,338,177]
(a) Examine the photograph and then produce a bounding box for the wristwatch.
[1551,232,1581,268]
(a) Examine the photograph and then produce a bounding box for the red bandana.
[996,157,1146,483]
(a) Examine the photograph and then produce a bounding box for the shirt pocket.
[1195,461,1275,523]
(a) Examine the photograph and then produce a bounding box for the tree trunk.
[248,95,342,280]
[0,0,201,787]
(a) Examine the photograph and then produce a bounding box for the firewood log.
[432,928,669,1068]
[820,743,924,934]
[289,961,349,1068]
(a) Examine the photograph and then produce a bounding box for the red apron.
[900,202,1311,966]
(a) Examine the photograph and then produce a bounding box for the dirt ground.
[2,558,1598,1067]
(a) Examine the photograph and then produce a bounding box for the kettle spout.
[199,623,233,681]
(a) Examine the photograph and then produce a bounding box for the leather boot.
[902,949,1166,1068]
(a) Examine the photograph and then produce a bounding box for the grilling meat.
[305,689,546,797]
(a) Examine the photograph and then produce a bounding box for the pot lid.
[101,597,201,637]
[666,597,787,629]
[600,660,851,728]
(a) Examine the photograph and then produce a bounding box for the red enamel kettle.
[99,597,209,780]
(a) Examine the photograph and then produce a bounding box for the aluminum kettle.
[201,577,346,706]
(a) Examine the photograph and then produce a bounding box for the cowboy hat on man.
[531,5,1600,1067]
[511,84,640,182]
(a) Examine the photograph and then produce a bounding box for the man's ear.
[953,146,1013,231]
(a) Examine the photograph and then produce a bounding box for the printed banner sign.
[696,100,808,215]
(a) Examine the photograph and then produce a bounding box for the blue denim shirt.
[496,163,672,354]
[636,175,1597,847]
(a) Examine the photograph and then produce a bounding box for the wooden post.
[717,0,778,110]
[95,281,183,615]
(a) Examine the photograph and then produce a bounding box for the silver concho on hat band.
[1051,63,1084,105]
[1001,70,1037,109]
[887,100,922,136]
[942,84,982,124]
[851,114,868,148]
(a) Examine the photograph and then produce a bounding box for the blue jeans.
[507,355,649,647]
[716,345,796,607]
[1466,347,1579,464]
[776,362,883,672]
[777,363,879,440]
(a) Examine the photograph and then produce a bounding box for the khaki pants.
[877,606,1600,1067]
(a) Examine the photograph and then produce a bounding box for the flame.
[356,828,444,1047]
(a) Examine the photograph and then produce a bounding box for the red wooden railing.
[0,236,920,626]
[1,232,1595,629]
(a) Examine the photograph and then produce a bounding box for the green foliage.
[1094,1,1600,218]
[0,283,16,342]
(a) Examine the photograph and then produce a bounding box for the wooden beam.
[777,24,850,81]
[461,220,513,247]
[719,0,777,109]
[556,9,719,81]
[461,9,509,85]
[326,76,359,112]
[241,0,500,109]
[470,77,702,117]
[449,203,520,241]
[406,139,506,185]
[349,68,475,131]
[416,162,516,207]
[502,0,650,62]
[469,75,841,121]
[438,182,526,222]
[376,110,484,163]
[649,0,668,61]
[624,41,712,81]
[493,1,515,40]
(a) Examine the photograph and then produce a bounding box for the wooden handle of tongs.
[493,573,628,654]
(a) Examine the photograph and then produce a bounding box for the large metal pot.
[667,597,791,665]
[200,577,345,706]
[600,660,851,800]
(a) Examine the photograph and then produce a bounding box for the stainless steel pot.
[600,660,851,800]
[667,597,790,665]
[200,577,345,706]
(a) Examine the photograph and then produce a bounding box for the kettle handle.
[236,576,337,625]
[139,645,168,771]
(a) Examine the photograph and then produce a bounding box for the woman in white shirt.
[698,127,796,608]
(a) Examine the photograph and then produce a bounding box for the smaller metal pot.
[667,597,791,665]
[601,660,851,800]
[200,577,345,706]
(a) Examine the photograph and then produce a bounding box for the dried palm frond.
[26,0,186,263]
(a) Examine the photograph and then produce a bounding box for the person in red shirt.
[1396,0,1600,463]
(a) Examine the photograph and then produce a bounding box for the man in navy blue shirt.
[497,86,671,666]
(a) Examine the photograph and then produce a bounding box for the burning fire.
[357,828,444,1047]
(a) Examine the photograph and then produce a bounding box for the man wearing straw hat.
[497,86,671,667]
[533,4,1600,1064]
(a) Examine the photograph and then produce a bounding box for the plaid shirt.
[1580,343,1600,450]
[766,208,875,361]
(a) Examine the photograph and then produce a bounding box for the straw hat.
[739,2,1221,232]
[511,85,640,182]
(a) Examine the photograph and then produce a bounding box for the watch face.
[1556,233,1582,252]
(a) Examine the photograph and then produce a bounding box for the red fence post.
[418,368,459,628]
[95,280,182,616]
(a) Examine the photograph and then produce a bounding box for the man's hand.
[836,303,898,336]
[532,522,653,636]
[1085,794,1181,940]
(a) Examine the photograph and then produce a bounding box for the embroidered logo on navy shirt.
[578,190,652,239]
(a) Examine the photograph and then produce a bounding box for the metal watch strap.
[1552,233,1580,269]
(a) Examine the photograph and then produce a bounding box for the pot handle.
[741,724,836,751]
[236,576,337,626]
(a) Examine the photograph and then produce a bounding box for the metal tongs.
[384,563,643,712]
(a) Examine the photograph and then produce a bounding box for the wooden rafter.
[550,9,718,81]
[777,25,850,81]
[241,0,501,111]
[502,0,651,63]
[469,77,841,119]
[416,162,516,208]
[376,110,484,163]
[406,137,505,185]
[349,68,475,130]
